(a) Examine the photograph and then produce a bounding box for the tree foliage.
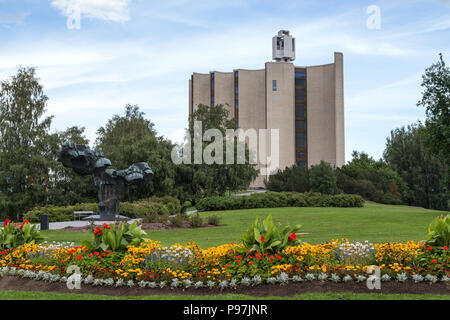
[383,123,448,211]
[0,68,99,219]
[417,53,450,167]
[174,104,259,200]
[0,67,57,219]
[265,165,310,193]
[95,104,176,200]
[309,161,336,195]
[336,151,407,204]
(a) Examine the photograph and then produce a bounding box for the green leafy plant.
[189,213,204,228]
[239,214,303,254]
[182,201,192,208]
[82,221,148,252]
[207,215,222,226]
[0,219,44,250]
[426,214,450,247]
[169,214,186,227]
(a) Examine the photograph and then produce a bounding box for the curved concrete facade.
[189,52,345,188]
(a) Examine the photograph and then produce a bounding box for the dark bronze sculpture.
[57,142,153,221]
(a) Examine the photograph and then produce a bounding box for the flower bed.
[1,239,448,290]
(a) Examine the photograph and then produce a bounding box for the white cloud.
[0,12,30,26]
[51,0,132,23]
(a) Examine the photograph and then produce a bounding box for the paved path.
[44,219,142,230]
[44,213,201,230]
[230,189,266,197]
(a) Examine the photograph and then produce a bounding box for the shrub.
[24,196,182,222]
[24,203,98,222]
[239,214,302,254]
[309,161,336,194]
[182,201,192,208]
[196,192,364,211]
[189,214,204,228]
[426,214,450,247]
[265,165,310,192]
[0,219,44,250]
[169,214,186,227]
[142,213,159,223]
[159,213,170,224]
[207,215,222,226]
[82,221,148,252]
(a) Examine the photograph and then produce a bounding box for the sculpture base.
[82,214,131,221]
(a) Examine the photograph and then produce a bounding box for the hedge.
[24,196,181,223]
[196,192,364,211]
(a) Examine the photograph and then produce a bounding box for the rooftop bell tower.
[272,30,295,62]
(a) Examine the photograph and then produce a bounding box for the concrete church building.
[189,30,345,188]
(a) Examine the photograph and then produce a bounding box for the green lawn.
[40,202,445,248]
[0,290,448,300]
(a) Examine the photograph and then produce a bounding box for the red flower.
[269,255,274,259]
[247,255,252,259]
[263,253,268,256]
[276,255,282,260]
[443,246,448,250]
[103,223,111,229]
[427,246,433,250]
[93,227,102,235]
[248,261,253,265]
[237,255,242,260]
[260,235,265,243]
[3,219,11,227]
[430,259,437,264]
[288,233,296,241]
[269,260,273,263]
[76,255,83,260]
[102,252,107,257]
[87,253,92,257]
[94,252,100,256]
[19,220,29,230]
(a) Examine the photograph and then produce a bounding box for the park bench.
[73,211,94,221]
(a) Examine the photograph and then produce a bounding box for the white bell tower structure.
[272,30,295,62]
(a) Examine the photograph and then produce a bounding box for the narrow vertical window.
[210,72,215,106]
[272,80,277,91]
[234,70,239,127]
[295,68,307,167]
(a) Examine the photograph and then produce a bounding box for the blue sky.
[0,0,449,162]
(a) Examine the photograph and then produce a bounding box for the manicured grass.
[40,203,444,248]
[0,290,449,300]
